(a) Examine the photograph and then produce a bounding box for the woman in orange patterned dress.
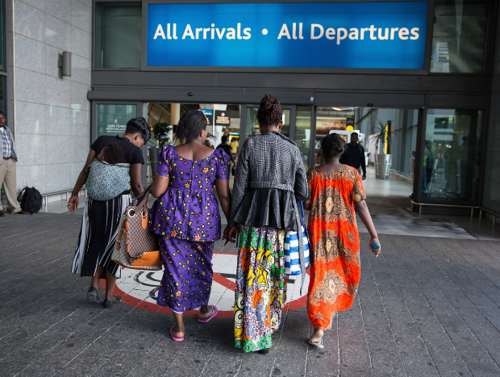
[304,133,381,347]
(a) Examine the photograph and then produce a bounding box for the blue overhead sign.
[146,2,428,70]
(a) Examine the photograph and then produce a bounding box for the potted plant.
[149,122,173,177]
[373,119,392,180]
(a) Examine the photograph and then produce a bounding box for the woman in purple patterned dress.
[149,110,231,341]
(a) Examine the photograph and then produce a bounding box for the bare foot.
[308,328,324,346]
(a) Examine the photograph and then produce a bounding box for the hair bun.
[257,94,282,127]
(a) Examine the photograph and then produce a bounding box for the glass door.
[244,105,295,139]
[92,101,146,188]
[243,104,315,170]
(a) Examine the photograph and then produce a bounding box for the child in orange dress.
[304,133,380,348]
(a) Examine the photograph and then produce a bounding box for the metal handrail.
[410,200,499,225]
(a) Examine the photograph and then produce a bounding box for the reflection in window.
[97,104,137,139]
[245,107,291,139]
[423,109,483,203]
[94,2,141,69]
[431,0,492,73]
[0,76,5,112]
[295,106,312,170]
[0,0,5,72]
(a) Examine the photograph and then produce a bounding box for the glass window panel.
[246,107,258,139]
[431,0,492,73]
[314,106,355,166]
[97,104,137,138]
[423,109,483,202]
[0,0,5,72]
[0,76,5,113]
[295,106,312,170]
[94,2,141,69]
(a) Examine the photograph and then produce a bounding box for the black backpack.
[17,187,43,214]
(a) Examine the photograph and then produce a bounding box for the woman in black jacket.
[226,95,308,354]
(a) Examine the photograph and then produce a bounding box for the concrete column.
[171,103,181,125]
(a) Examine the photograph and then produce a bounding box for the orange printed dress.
[306,165,366,330]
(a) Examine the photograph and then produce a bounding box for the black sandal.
[102,296,122,309]
[87,287,99,303]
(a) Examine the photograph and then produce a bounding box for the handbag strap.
[298,201,305,224]
[133,186,151,210]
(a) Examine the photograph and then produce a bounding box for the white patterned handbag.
[284,202,310,275]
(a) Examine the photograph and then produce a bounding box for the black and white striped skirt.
[71,194,131,278]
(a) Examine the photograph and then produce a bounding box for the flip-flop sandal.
[198,305,218,323]
[169,326,184,342]
[308,338,324,349]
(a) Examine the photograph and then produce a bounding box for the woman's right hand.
[369,237,381,257]
[224,226,239,245]
[67,195,79,214]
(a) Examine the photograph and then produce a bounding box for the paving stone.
[1,213,500,376]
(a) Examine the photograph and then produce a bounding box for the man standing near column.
[0,111,30,216]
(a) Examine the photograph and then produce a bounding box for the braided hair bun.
[321,133,346,159]
[176,110,207,143]
[257,94,283,127]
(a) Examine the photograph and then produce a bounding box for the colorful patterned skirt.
[157,236,214,313]
[234,226,287,352]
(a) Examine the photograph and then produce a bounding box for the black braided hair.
[176,110,207,143]
[321,133,346,159]
[257,94,282,127]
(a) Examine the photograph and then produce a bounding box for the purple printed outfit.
[149,145,229,312]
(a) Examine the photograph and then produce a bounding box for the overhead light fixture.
[332,107,343,111]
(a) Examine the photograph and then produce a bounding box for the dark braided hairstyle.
[176,110,207,143]
[257,94,282,127]
[321,133,346,160]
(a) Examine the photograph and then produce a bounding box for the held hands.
[369,237,381,257]
[67,195,79,214]
[223,226,239,245]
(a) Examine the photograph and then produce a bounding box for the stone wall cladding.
[7,0,91,194]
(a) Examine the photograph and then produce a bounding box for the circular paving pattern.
[112,251,309,318]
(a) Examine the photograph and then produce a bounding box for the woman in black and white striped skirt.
[68,117,150,308]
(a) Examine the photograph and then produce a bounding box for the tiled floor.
[2,212,500,376]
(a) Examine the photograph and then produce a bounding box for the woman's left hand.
[224,226,238,245]
[67,195,79,214]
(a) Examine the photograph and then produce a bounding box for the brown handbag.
[112,188,162,270]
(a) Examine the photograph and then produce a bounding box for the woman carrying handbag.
[68,118,151,308]
[226,95,308,354]
[149,110,231,342]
